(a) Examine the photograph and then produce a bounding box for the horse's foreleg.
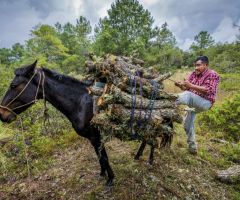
[99,146,114,186]
[134,140,147,160]
[89,135,114,186]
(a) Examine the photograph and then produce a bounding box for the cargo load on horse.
[84,54,183,154]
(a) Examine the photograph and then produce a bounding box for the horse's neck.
[43,75,87,120]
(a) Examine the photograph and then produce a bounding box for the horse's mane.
[42,68,90,88]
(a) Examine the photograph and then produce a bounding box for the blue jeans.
[176,91,212,149]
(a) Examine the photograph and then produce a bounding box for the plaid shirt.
[187,68,220,104]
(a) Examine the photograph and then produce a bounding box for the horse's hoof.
[134,155,140,160]
[100,171,106,177]
[147,161,154,169]
[106,179,114,187]
[98,174,106,181]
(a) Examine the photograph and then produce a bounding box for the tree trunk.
[98,85,176,109]
[216,165,240,184]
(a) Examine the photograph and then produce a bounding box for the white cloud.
[0,0,40,47]
[178,38,193,51]
[97,3,112,18]
[167,16,189,34]
[139,0,159,7]
[72,0,84,17]
[212,17,240,43]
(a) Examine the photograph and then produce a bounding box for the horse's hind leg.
[134,140,147,160]
[148,144,155,165]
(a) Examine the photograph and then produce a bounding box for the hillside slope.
[0,130,235,200]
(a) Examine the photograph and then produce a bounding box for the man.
[175,56,220,155]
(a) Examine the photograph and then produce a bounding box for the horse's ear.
[32,60,37,67]
[24,60,37,76]
[29,60,37,70]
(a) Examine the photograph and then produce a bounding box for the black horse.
[0,61,172,185]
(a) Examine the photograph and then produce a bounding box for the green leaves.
[23,16,92,73]
[92,0,182,71]
[153,22,177,48]
[0,48,12,65]
[0,43,25,65]
[203,43,240,73]
[190,31,215,54]
[26,24,68,68]
[199,94,240,142]
[94,0,154,56]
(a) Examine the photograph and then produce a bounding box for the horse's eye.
[10,83,17,89]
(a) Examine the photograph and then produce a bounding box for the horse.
[0,61,173,185]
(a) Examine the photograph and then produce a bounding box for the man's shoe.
[130,133,139,140]
[188,147,197,155]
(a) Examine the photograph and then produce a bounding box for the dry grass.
[163,69,191,94]
[0,131,236,200]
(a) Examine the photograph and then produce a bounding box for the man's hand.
[183,80,193,89]
[175,81,187,90]
[174,81,181,87]
[182,80,208,94]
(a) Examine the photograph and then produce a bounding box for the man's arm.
[183,80,208,94]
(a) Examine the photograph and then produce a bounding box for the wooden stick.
[167,78,178,84]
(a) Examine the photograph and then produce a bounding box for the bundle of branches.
[85,54,182,143]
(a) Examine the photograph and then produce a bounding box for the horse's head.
[0,60,40,123]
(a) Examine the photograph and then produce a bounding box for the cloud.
[143,0,240,49]
[140,0,158,7]
[0,0,40,47]
[0,0,240,50]
[212,17,240,43]
[0,0,115,48]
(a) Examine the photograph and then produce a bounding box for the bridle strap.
[0,105,18,116]
[6,70,38,107]
[0,68,45,115]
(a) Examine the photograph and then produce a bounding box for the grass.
[0,123,14,140]
[0,115,239,199]
[0,132,236,199]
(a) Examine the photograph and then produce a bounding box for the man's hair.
[195,56,209,64]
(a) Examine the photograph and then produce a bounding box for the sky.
[0,0,240,50]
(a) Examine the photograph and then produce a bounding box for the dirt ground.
[0,134,234,200]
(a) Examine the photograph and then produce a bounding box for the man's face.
[194,60,208,75]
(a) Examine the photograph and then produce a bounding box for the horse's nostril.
[0,115,7,122]
[0,111,16,123]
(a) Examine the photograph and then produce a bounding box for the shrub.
[199,94,240,142]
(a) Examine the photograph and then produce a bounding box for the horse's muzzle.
[0,108,16,123]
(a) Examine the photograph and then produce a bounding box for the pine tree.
[190,31,214,54]
[94,0,154,56]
